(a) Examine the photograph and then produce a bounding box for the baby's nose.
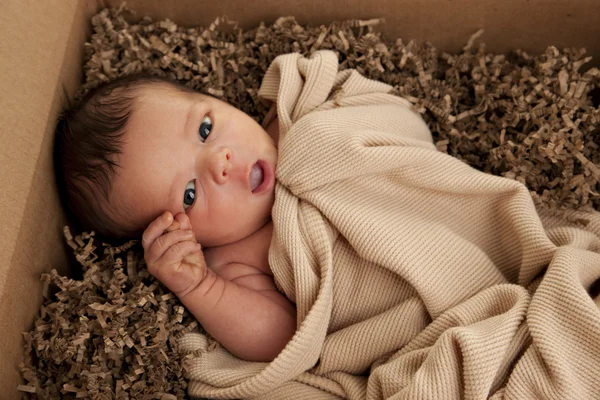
[209,147,232,184]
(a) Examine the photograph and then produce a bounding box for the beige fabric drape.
[180,51,600,399]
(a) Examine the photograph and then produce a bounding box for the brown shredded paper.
[20,4,599,399]
[20,227,200,399]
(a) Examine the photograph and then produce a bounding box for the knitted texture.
[179,51,600,399]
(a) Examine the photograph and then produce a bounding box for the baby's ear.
[174,212,192,230]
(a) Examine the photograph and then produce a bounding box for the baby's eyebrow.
[185,97,208,131]
[184,102,194,133]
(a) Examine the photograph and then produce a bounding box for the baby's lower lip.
[249,162,264,192]
[250,160,273,194]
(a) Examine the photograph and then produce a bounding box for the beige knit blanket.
[179,51,600,399]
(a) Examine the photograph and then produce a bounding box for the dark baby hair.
[54,74,194,242]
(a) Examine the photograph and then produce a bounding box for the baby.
[54,74,295,362]
[57,52,600,399]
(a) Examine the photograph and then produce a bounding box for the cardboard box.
[0,0,598,394]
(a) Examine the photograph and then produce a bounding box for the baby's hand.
[142,211,207,298]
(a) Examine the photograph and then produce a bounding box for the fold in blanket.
[179,51,600,399]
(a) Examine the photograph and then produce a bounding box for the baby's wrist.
[173,266,213,300]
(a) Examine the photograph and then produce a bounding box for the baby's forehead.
[127,85,195,125]
[134,83,190,105]
[135,81,200,103]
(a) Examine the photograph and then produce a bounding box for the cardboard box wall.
[0,0,598,394]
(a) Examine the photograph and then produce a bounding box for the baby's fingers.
[159,240,202,267]
[174,212,193,231]
[142,212,173,250]
[165,219,181,233]
[152,240,203,295]
[145,229,195,264]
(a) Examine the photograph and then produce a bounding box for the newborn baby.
[56,52,600,399]
[55,74,295,362]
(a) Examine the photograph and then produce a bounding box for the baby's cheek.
[188,216,211,244]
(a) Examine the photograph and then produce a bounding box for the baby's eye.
[199,115,212,142]
[183,180,196,210]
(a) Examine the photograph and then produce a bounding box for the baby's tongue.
[249,163,264,192]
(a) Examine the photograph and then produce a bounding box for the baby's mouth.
[249,162,264,192]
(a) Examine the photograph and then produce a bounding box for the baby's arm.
[142,212,296,362]
[181,262,296,361]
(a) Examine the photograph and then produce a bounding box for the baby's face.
[111,84,277,247]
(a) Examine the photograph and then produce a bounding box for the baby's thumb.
[174,212,193,230]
